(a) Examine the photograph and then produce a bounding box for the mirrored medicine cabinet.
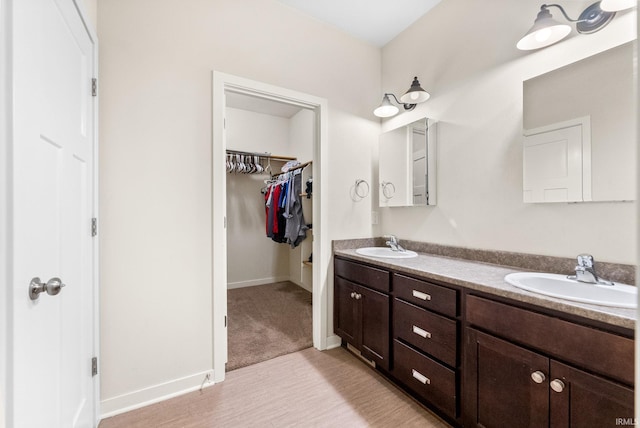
[522,41,635,203]
[379,118,437,207]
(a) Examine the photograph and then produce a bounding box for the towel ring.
[381,181,396,199]
[354,179,370,199]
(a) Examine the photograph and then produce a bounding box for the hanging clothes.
[263,166,309,248]
[284,172,308,248]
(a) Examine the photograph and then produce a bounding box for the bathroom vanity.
[333,244,635,427]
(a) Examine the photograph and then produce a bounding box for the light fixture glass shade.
[373,95,399,117]
[399,77,430,104]
[517,8,572,50]
[600,0,636,11]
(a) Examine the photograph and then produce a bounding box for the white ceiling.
[276,0,442,47]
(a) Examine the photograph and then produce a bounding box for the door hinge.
[224,315,227,327]
[91,78,97,97]
[91,218,97,237]
[92,357,98,376]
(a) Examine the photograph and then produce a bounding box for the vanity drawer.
[466,295,634,385]
[335,258,390,293]
[394,274,458,317]
[394,299,457,367]
[393,339,457,419]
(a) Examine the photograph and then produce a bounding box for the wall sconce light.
[516,1,634,51]
[374,77,430,118]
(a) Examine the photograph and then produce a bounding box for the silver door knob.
[29,277,66,300]
[531,371,546,384]
[550,379,565,393]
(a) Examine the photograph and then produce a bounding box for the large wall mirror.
[379,118,437,207]
[522,41,635,203]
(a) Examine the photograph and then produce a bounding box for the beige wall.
[377,0,637,265]
[98,0,380,414]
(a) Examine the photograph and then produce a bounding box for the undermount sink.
[505,272,637,308]
[355,247,418,259]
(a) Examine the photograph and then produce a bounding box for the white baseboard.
[227,276,290,289]
[100,369,214,419]
[325,335,342,350]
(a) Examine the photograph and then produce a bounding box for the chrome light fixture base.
[576,2,615,34]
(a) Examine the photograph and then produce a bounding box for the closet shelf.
[302,261,313,267]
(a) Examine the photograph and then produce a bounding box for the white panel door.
[11,0,96,427]
[523,124,584,203]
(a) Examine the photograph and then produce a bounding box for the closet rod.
[273,160,312,177]
[287,160,312,172]
[226,149,296,163]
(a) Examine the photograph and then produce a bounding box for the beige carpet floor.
[99,347,451,428]
[226,281,313,371]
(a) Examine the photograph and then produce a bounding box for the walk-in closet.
[224,92,315,371]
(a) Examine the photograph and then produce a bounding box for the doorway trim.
[212,71,329,382]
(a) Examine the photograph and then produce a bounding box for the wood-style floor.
[99,347,451,427]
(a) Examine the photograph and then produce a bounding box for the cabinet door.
[360,285,390,370]
[334,276,359,346]
[464,328,549,428]
[550,360,634,428]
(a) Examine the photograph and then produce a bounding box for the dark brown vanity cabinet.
[463,295,634,428]
[334,258,391,370]
[391,274,460,420]
[333,256,635,428]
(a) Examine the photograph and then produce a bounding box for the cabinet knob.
[531,371,546,384]
[355,293,362,300]
[550,379,565,393]
[350,292,356,299]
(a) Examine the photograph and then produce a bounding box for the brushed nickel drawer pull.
[412,290,431,301]
[412,369,430,385]
[412,325,432,339]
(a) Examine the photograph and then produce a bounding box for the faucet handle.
[576,254,594,268]
[383,235,397,243]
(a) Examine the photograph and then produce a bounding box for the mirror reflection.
[379,118,437,207]
[523,41,635,203]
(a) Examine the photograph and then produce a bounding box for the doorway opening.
[212,72,329,382]
[225,92,314,370]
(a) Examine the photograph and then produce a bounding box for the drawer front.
[393,339,457,419]
[335,258,390,293]
[394,299,457,367]
[466,295,634,385]
[394,274,457,317]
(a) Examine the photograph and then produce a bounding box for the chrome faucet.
[384,235,405,252]
[568,254,614,286]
